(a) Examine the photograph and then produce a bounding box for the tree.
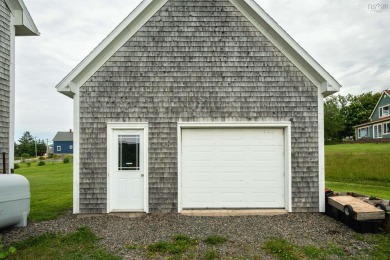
[340,92,381,138]
[324,91,381,144]
[15,131,34,157]
[324,95,344,144]
[15,131,47,157]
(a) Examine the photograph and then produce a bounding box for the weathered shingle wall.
[0,0,11,173]
[79,0,319,213]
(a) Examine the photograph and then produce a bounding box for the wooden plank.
[329,196,385,221]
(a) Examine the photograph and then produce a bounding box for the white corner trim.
[318,89,325,212]
[73,89,80,214]
[8,14,15,174]
[56,0,168,96]
[229,0,341,95]
[106,122,149,213]
[177,122,292,213]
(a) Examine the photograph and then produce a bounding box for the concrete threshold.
[77,212,145,219]
[180,209,288,217]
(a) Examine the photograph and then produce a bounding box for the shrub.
[26,162,31,167]
[14,163,20,169]
[21,153,30,159]
[38,161,45,166]
[39,156,45,161]
[63,157,70,164]
[48,154,54,159]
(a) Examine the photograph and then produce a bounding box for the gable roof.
[369,90,390,120]
[5,0,39,36]
[53,131,73,142]
[56,0,341,98]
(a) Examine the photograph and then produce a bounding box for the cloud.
[257,0,390,95]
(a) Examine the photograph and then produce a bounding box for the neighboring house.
[52,130,73,154]
[56,0,341,215]
[0,0,38,173]
[354,90,390,140]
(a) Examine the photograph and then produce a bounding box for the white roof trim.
[56,0,168,97]
[369,91,389,120]
[56,0,341,98]
[5,0,39,36]
[231,0,341,96]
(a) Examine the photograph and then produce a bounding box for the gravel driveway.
[0,212,373,259]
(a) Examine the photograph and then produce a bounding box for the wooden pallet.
[328,196,385,221]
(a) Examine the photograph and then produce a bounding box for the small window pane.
[383,106,389,117]
[385,123,390,134]
[359,128,367,138]
[118,135,140,171]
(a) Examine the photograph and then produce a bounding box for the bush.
[21,153,30,159]
[48,154,54,159]
[26,162,31,167]
[39,156,45,161]
[14,163,20,169]
[63,157,70,164]
[38,161,45,166]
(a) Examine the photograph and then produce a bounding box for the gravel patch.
[0,212,374,259]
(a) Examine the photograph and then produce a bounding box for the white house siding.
[78,0,319,213]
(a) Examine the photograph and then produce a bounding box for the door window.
[118,135,140,171]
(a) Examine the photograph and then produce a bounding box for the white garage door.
[181,128,285,209]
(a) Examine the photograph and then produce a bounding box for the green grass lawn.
[325,143,390,199]
[14,161,72,221]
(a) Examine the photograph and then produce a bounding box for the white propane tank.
[0,174,30,229]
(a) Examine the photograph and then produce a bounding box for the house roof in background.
[369,90,390,119]
[354,115,390,128]
[6,0,39,36]
[56,0,341,98]
[53,131,73,142]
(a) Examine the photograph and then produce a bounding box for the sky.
[15,0,390,142]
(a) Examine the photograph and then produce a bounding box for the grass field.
[14,161,72,221]
[4,145,389,258]
[325,143,390,199]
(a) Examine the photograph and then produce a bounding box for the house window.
[380,105,390,117]
[57,146,61,152]
[70,145,73,150]
[358,127,369,138]
[373,124,383,138]
[384,122,390,134]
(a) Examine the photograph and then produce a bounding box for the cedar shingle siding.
[79,0,319,213]
[0,0,11,173]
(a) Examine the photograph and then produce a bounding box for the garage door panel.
[220,151,246,162]
[181,128,285,209]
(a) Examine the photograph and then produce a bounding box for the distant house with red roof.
[354,90,390,139]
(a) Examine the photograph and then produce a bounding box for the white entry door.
[109,130,145,212]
